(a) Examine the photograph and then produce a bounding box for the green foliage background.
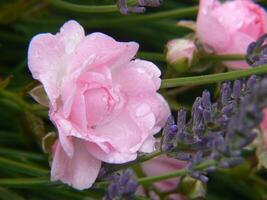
[0,0,267,199]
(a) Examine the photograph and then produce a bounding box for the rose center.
[84,87,115,127]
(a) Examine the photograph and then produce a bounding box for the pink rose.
[196,0,267,69]
[141,155,187,200]
[28,20,170,190]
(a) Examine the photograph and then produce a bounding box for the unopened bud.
[166,39,198,73]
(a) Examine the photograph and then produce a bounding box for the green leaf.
[0,156,48,176]
[42,132,57,154]
[0,187,25,200]
[25,112,46,145]
[0,76,13,90]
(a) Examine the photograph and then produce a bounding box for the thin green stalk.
[0,157,48,176]
[137,52,245,62]
[161,64,267,88]
[0,160,215,188]
[0,177,50,187]
[138,160,216,185]
[44,0,136,13]
[0,147,45,162]
[96,159,217,187]
[89,6,198,27]
[45,0,117,13]
[201,54,245,61]
[105,150,162,173]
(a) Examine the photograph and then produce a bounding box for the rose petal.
[142,155,187,191]
[28,20,85,106]
[114,59,161,96]
[51,139,101,190]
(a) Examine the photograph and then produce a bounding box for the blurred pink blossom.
[196,0,267,69]
[140,155,187,200]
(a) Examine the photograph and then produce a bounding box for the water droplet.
[135,104,150,117]
[137,68,145,74]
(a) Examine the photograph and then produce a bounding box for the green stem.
[105,150,162,173]
[96,159,216,187]
[45,0,116,13]
[120,6,198,22]
[201,54,245,61]
[0,177,50,187]
[0,157,48,176]
[138,160,216,185]
[137,52,245,62]
[0,147,45,162]
[1,160,215,188]
[44,0,136,13]
[89,6,198,27]
[161,64,267,88]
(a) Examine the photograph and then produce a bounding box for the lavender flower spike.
[246,33,267,66]
[161,75,267,182]
[138,0,163,7]
[103,169,138,200]
[117,0,163,15]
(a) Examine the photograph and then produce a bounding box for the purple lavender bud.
[203,109,212,123]
[98,167,108,179]
[222,104,233,116]
[177,109,187,127]
[176,153,192,161]
[198,174,209,183]
[202,90,212,109]
[120,170,131,185]
[246,75,257,92]
[107,182,120,199]
[138,0,163,7]
[205,166,217,173]
[124,180,138,195]
[221,82,232,106]
[219,160,230,168]
[219,115,230,127]
[163,117,176,136]
[117,0,145,15]
[246,34,267,66]
[126,6,146,14]
[193,151,203,164]
[104,170,138,200]
[192,97,203,114]
[247,41,256,55]
[232,80,242,99]
[163,143,174,152]
[190,171,209,183]
[170,124,178,132]
[192,97,204,135]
